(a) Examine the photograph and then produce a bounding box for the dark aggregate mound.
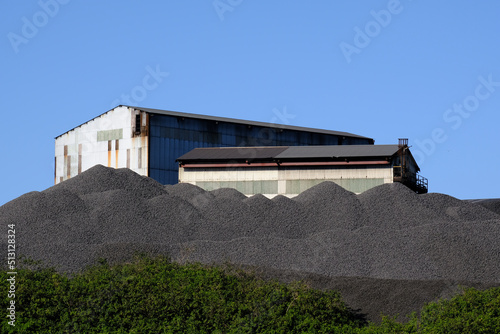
[1,164,499,322]
[294,181,366,231]
[421,193,499,222]
[52,164,166,199]
[358,183,446,229]
[467,198,500,216]
[210,187,248,201]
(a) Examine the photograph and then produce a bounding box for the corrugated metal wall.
[149,114,372,184]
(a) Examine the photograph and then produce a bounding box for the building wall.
[149,114,372,185]
[54,106,148,184]
[392,150,419,174]
[55,106,373,185]
[179,165,393,197]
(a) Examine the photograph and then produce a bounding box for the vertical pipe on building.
[107,140,112,167]
[66,156,71,179]
[64,145,69,180]
[115,140,119,169]
[127,149,130,169]
[78,144,82,174]
[138,147,142,169]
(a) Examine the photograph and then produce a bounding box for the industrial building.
[177,139,428,196]
[55,105,374,185]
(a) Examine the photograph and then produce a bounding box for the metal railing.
[393,166,428,194]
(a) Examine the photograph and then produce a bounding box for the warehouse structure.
[177,139,428,196]
[55,105,374,185]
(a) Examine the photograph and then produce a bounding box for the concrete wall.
[179,165,394,197]
[54,106,149,184]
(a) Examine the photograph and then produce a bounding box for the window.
[135,114,141,135]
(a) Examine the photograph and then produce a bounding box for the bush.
[359,287,500,334]
[0,255,363,333]
[1,256,499,333]
[417,286,500,333]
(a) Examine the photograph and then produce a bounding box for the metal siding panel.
[156,137,161,171]
[155,136,161,169]
[244,181,253,194]
[149,136,155,169]
[167,137,172,172]
[253,180,262,194]
[151,123,159,137]
[159,126,167,138]
[146,113,375,186]
[157,137,163,170]
[262,181,278,194]
[235,181,246,193]
[137,107,373,140]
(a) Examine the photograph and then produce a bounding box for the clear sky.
[1,1,499,205]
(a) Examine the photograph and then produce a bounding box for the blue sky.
[1,0,499,205]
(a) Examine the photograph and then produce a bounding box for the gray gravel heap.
[1,164,499,322]
[467,198,500,216]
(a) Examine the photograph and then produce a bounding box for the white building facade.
[55,106,148,184]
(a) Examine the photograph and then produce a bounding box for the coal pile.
[467,198,500,216]
[1,165,499,322]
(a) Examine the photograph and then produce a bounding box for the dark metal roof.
[274,145,400,159]
[134,106,373,140]
[177,146,289,161]
[177,145,401,162]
